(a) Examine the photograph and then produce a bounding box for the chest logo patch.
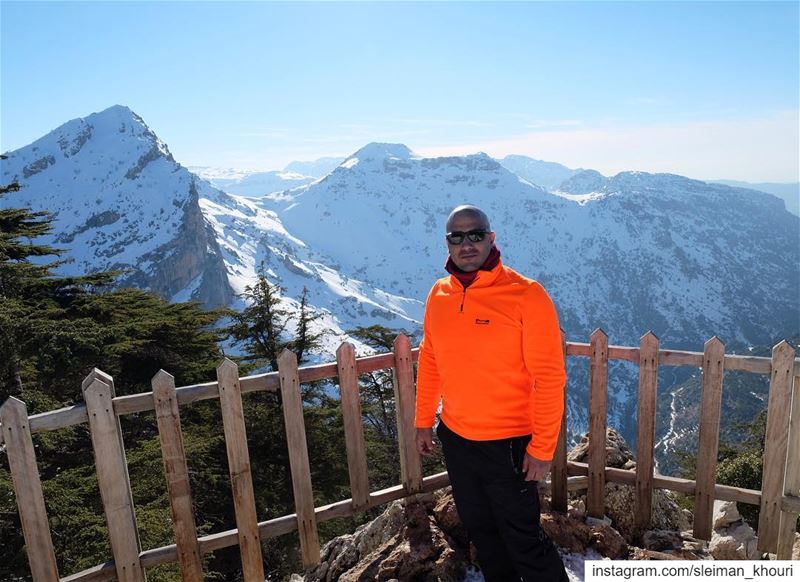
[475,318,490,325]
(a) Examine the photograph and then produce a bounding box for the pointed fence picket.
[278,349,321,568]
[0,397,60,581]
[83,370,146,582]
[393,334,423,494]
[634,332,659,532]
[693,337,725,541]
[758,341,797,552]
[776,373,800,559]
[336,342,370,511]
[587,328,608,519]
[2,333,799,581]
[550,330,569,512]
[152,370,203,581]
[217,359,265,581]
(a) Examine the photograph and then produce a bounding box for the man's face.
[446,212,496,272]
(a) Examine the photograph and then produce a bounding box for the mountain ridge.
[3,105,798,460]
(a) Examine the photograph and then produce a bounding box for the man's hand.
[416,428,435,456]
[522,453,551,481]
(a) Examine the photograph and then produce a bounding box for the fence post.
[82,370,146,581]
[635,332,659,532]
[758,341,795,553]
[776,373,800,559]
[587,328,608,519]
[278,349,321,568]
[152,370,203,581]
[393,334,422,493]
[0,397,60,581]
[336,342,370,511]
[693,337,725,541]
[550,329,569,512]
[217,359,265,580]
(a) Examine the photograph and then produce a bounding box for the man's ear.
[490,232,497,244]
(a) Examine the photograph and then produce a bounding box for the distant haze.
[197,152,800,218]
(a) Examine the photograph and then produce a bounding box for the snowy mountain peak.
[86,104,174,161]
[1,105,231,305]
[344,142,417,164]
[5,104,174,169]
[557,169,607,194]
[87,103,141,126]
[463,151,502,168]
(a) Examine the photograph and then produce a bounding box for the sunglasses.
[445,229,489,245]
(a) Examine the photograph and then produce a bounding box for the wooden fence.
[1,332,799,581]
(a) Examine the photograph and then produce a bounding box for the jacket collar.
[445,246,504,290]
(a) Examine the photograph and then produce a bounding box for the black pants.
[437,421,569,582]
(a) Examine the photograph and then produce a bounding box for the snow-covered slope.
[273,143,555,315]
[197,184,420,355]
[265,142,799,445]
[498,155,579,191]
[272,144,798,349]
[284,157,345,178]
[190,166,317,198]
[4,108,798,456]
[0,105,233,306]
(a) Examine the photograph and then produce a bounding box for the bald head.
[444,205,496,272]
[446,205,491,232]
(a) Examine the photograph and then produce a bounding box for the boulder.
[643,529,683,552]
[568,428,636,469]
[712,500,741,530]
[342,502,462,582]
[709,522,759,560]
[304,493,469,582]
[581,481,690,542]
[640,529,709,559]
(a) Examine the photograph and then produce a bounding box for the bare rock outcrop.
[640,529,710,559]
[305,493,469,582]
[567,428,637,471]
[303,489,630,581]
[134,180,233,306]
[540,505,627,559]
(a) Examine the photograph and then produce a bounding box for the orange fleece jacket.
[415,260,566,461]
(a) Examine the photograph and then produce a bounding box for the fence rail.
[2,332,799,581]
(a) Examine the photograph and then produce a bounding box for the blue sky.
[2,1,798,181]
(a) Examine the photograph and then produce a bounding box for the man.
[415,205,568,582]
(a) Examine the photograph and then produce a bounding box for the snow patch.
[171,273,204,303]
[551,190,610,205]
[341,157,359,169]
